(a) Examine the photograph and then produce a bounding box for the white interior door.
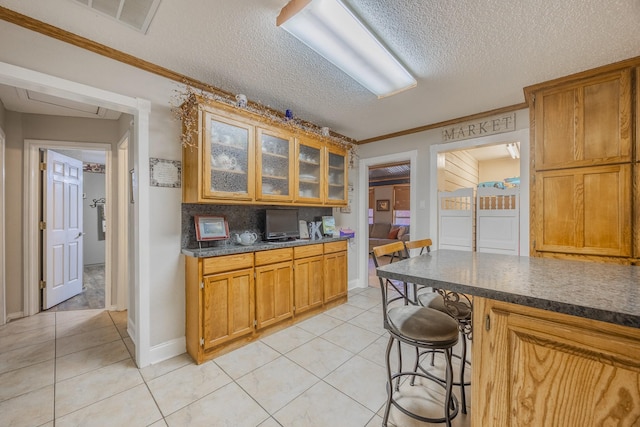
[42,150,84,309]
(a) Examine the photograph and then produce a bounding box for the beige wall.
[4,112,121,316]
[478,157,520,182]
[372,186,393,224]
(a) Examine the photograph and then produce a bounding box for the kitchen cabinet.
[185,253,255,364]
[293,244,324,315]
[526,64,637,262]
[182,97,348,206]
[184,239,348,363]
[534,164,631,257]
[532,68,631,171]
[254,248,294,329]
[473,297,640,426]
[326,145,348,206]
[323,240,348,303]
[188,109,256,202]
[256,127,294,202]
[295,137,324,204]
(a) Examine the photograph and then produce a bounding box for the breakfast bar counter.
[377,250,640,426]
[376,250,640,328]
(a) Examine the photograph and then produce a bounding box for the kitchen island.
[377,250,640,426]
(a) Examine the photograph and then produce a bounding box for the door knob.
[77,232,85,238]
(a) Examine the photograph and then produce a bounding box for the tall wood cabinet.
[526,65,638,263]
[183,97,348,207]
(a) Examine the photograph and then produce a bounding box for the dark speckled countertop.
[376,250,640,328]
[182,236,349,258]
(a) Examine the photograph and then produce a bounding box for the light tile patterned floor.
[0,288,471,427]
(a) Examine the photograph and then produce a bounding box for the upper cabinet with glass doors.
[182,107,256,202]
[182,98,348,207]
[325,145,348,206]
[295,137,324,204]
[256,127,294,202]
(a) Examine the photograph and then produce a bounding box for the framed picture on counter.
[194,215,229,241]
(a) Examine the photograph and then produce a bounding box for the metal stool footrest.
[385,370,460,426]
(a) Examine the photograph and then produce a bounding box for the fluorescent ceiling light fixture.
[277,0,416,98]
[506,143,520,159]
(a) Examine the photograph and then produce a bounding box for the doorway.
[0,59,152,367]
[43,148,108,312]
[25,141,113,314]
[357,150,418,290]
[367,162,411,286]
[429,128,530,255]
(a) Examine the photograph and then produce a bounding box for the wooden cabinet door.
[202,110,256,201]
[325,145,348,206]
[473,297,640,427]
[533,69,632,171]
[323,250,347,303]
[295,137,324,204]
[255,261,294,329]
[256,127,294,202]
[293,255,324,315]
[534,164,631,257]
[202,268,254,350]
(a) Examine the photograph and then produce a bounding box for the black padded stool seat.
[388,305,459,345]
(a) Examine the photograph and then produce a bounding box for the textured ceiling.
[0,0,639,141]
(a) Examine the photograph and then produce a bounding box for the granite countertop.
[376,249,640,328]
[182,236,349,258]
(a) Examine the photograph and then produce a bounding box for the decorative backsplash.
[181,204,332,249]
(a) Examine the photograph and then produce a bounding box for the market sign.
[442,112,516,142]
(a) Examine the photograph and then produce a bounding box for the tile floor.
[45,264,105,312]
[0,287,471,427]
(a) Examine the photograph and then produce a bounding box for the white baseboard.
[127,317,137,345]
[149,336,186,365]
[348,279,366,290]
[7,311,24,322]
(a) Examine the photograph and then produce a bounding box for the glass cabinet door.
[326,146,348,205]
[295,138,323,203]
[256,128,294,201]
[203,112,255,200]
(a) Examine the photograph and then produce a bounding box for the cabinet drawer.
[294,244,323,258]
[324,240,347,254]
[202,253,254,275]
[255,248,293,266]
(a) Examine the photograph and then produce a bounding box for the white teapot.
[235,231,257,246]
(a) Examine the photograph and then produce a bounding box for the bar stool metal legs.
[373,242,460,427]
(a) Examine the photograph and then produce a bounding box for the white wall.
[83,171,106,265]
[0,20,183,363]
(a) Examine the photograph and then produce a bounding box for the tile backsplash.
[182,204,332,249]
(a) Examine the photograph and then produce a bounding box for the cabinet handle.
[485,314,491,331]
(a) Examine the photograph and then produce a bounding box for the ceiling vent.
[71,0,161,33]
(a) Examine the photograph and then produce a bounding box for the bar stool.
[404,238,472,413]
[372,241,460,427]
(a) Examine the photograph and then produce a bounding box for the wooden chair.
[372,241,460,426]
[404,238,472,413]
